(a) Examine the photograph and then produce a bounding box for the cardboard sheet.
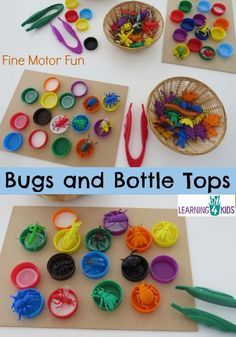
[0,70,129,167]
[162,0,236,74]
[0,206,197,331]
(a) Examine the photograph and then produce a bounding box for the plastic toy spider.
[103,92,120,108]
[92,287,119,311]
[11,289,44,320]
[51,115,69,133]
[83,257,107,274]
[51,288,76,309]
[126,225,151,249]
[87,227,111,250]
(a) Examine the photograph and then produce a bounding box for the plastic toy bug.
[92,287,119,311]
[99,119,112,136]
[103,209,129,232]
[51,288,76,309]
[103,92,120,108]
[121,251,149,281]
[21,224,46,251]
[11,289,44,320]
[83,96,100,113]
[127,226,150,248]
[72,116,89,132]
[83,257,107,274]
[51,258,75,278]
[134,283,159,308]
[76,135,97,158]
[51,115,69,133]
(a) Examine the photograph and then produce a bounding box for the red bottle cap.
[48,288,78,319]
[11,262,40,289]
[65,10,79,23]
[170,9,185,23]
[187,38,203,52]
[211,3,226,16]
[10,113,29,131]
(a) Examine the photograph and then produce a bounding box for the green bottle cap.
[19,224,47,252]
[59,93,76,109]
[21,88,39,104]
[92,280,123,312]
[52,137,72,157]
[84,227,112,252]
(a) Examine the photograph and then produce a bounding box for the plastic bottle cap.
[103,210,129,235]
[150,255,179,283]
[52,137,72,158]
[81,251,109,279]
[71,81,88,97]
[75,18,89,31]
[11,289,44,319]
[47,253,76,280]
[83,96,100,113]
[28,130,48,149]
[48,288,78,318]
[193,13,207,27]
[102,95,120,112]
[65,10,79,23]
[44,77,60,92]
[59,93,76,109]
[197,0,212,13]
[94,119,112,138]
[187,38,203,52]
[211,3,226,16]
[72,115,90,133]
[217,43,234,58]
[84,227,112,252]
[21,88,39,104]
[53,225,81,254]
[79,8,93,20]
[172,28,188,42]
[125,225,152,252]
[11,262,40,289]
[92,280,123,311]
[199,46,216,60]
[41,92,58,109]
[3,132,23,152]
[50,115,70,134]
[52,208,78,229]
[152,221,179,247]
[213,18,230,31]
[195,26,210,40]
[210,26,226,42]
[76,137,95,158]
[121,253,149,282]
[65,0,79,9]
[84,37,98,50]
[180,18,195,31]
[173,43,190,59]
[131,283,160,313]
[170,9,185,23]
[19,225,47,252]
[178,0,192,13]
[10,113,29,131]
[33,108,52,126]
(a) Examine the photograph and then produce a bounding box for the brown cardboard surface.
[0,70,129,167]
[162,0,236,73]
[0,206,197,331]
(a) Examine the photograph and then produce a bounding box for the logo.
[178,195,235,217]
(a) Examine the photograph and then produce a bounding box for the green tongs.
[22,3,64,32]
[172,285,236,333]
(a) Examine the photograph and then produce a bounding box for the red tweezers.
[124,103,148,167]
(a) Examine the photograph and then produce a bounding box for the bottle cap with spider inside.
[47,253,76,280]
[19,224,47,252]
[84,227,112,252]
[48,288,78,319]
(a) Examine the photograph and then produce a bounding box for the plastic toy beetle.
[134,283,159,307]
[51,258,75,278]
[76,135,97,158]
[11,289,44,320]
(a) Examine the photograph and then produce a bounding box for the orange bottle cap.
[125,225,152,252]
[52,208,78,229]
[131,283,161,313]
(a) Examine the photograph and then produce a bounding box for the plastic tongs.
[124,103,148,167]
[172,285,236,333]
[22,4,64,32]
[50,17,83,54]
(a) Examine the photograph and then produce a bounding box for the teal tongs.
[21,3,64,32]
[172,285,236,333]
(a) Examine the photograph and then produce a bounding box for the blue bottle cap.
[71,115,90,133]
[81,251,109,279]
[197,0,212,13]
[217,43,234,58]
[3,132,23,152]
[79,8,93,20]
[11,288,44,320]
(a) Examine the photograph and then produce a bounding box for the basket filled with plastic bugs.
[147,76,227,155]
[103,1,164,51]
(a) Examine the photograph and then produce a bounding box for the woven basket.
[40,195,80,201]
[147,77,227,156]
[103,1,164,51]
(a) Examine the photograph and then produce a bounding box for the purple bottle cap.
[94,119,112,138]
[150,255,179,283]
[172,28,188,42]
[71,81,88,98]
[193,13,207,27]
[103,210,129,235]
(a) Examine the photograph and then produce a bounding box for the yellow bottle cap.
[53,222,81,254]
[152,221,179,247]
[75,18,89,32]
[210,27,226,42]
[65,0,79,10]
[40,92,58,109]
